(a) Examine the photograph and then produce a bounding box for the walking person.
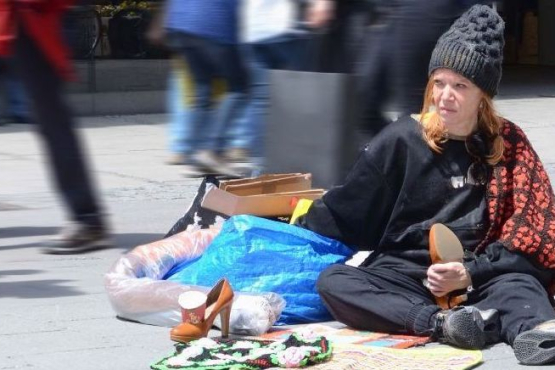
[238,0,337,167]
[298,5,555,365]
[163,0,249,176]
[0,0,110,253]
[356,0,487,141]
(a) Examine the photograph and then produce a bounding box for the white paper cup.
[178,291,208,324]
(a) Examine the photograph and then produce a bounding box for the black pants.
[317,263,555,345]
[356,0,471,138]
[13,28,102,226]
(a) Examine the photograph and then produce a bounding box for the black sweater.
[298,116,554,287]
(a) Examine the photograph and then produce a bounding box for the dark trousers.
[317,263,555,345]
[13,28,102,226]
[356,0,470,139]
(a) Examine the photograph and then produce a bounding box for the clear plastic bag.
[104,228,285,335]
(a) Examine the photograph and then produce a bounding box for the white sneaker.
[193,150,242,177]
[181,164,207,178]
[165,153,188,165]
[223,148,250,163]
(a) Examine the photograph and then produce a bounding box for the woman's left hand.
[426,262,471,297]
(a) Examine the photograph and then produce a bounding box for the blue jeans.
[167,32,248,154]
[234,34,310,158]
[0,58,30,120]
[167,58,192,155]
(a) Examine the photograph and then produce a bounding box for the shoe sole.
[514,329,555,365]
[42,239,112,255]
[181,169,207,178]
[445,307,487,349]
[193,155,243,178]
[170,334,198,344]
[429,223,464,264]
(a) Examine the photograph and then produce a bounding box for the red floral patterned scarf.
[477,120,555,271]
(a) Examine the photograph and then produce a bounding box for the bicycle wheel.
[64,6,101,59]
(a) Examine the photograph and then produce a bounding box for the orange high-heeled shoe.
[170,278,234,343]
[428,224,467,309]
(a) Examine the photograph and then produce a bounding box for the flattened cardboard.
[221,174,312,196]
[201,187,324,217]
[219,173,307,190]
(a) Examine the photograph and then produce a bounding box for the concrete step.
[69,59,169,93]
[68,90,166,116]
[67,59,169,115]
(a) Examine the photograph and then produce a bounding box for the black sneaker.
[513,319,555,365]
[433,306,499,349]
[43,222,112,254]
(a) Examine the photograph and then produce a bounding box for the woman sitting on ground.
[297,5,555,366]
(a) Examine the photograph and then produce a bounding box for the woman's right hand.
[426,262,471,297]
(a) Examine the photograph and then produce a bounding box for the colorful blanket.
[151,331,332,370]
[312,344,482,370]
[260,323,430,349]
[151,324,482,369]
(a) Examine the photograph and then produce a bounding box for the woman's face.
[432,69,483,136]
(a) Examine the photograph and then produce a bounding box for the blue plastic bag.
[165,215,354,325]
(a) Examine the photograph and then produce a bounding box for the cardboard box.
[201,173,325,217]
[219,173,305,189]
[220,173,312,196]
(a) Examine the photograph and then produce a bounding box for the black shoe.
[513,319,555,365]
[433,306,499,349]
[43,222,112,254]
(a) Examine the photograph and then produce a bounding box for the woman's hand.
[426,262,471,297]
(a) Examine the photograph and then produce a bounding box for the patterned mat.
[260,323,431,349]
[258,324,481,370]
[311,344,482,370]
[152,324,482,369]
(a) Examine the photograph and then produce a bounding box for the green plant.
[96,1,152,17]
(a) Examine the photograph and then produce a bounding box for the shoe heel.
[219,305,232,337]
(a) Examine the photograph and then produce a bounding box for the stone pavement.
[1,93,555,369]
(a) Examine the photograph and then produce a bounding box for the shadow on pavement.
[0,233,163,252]
[112,232,165,252]
[0,269,43,277]
[0,226,58,238]
[0,279,83,299]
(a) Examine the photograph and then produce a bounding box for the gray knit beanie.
[429,5,505,97]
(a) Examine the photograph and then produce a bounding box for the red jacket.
[0,0,75,79]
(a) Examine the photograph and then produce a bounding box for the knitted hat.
[429,5,505,96]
